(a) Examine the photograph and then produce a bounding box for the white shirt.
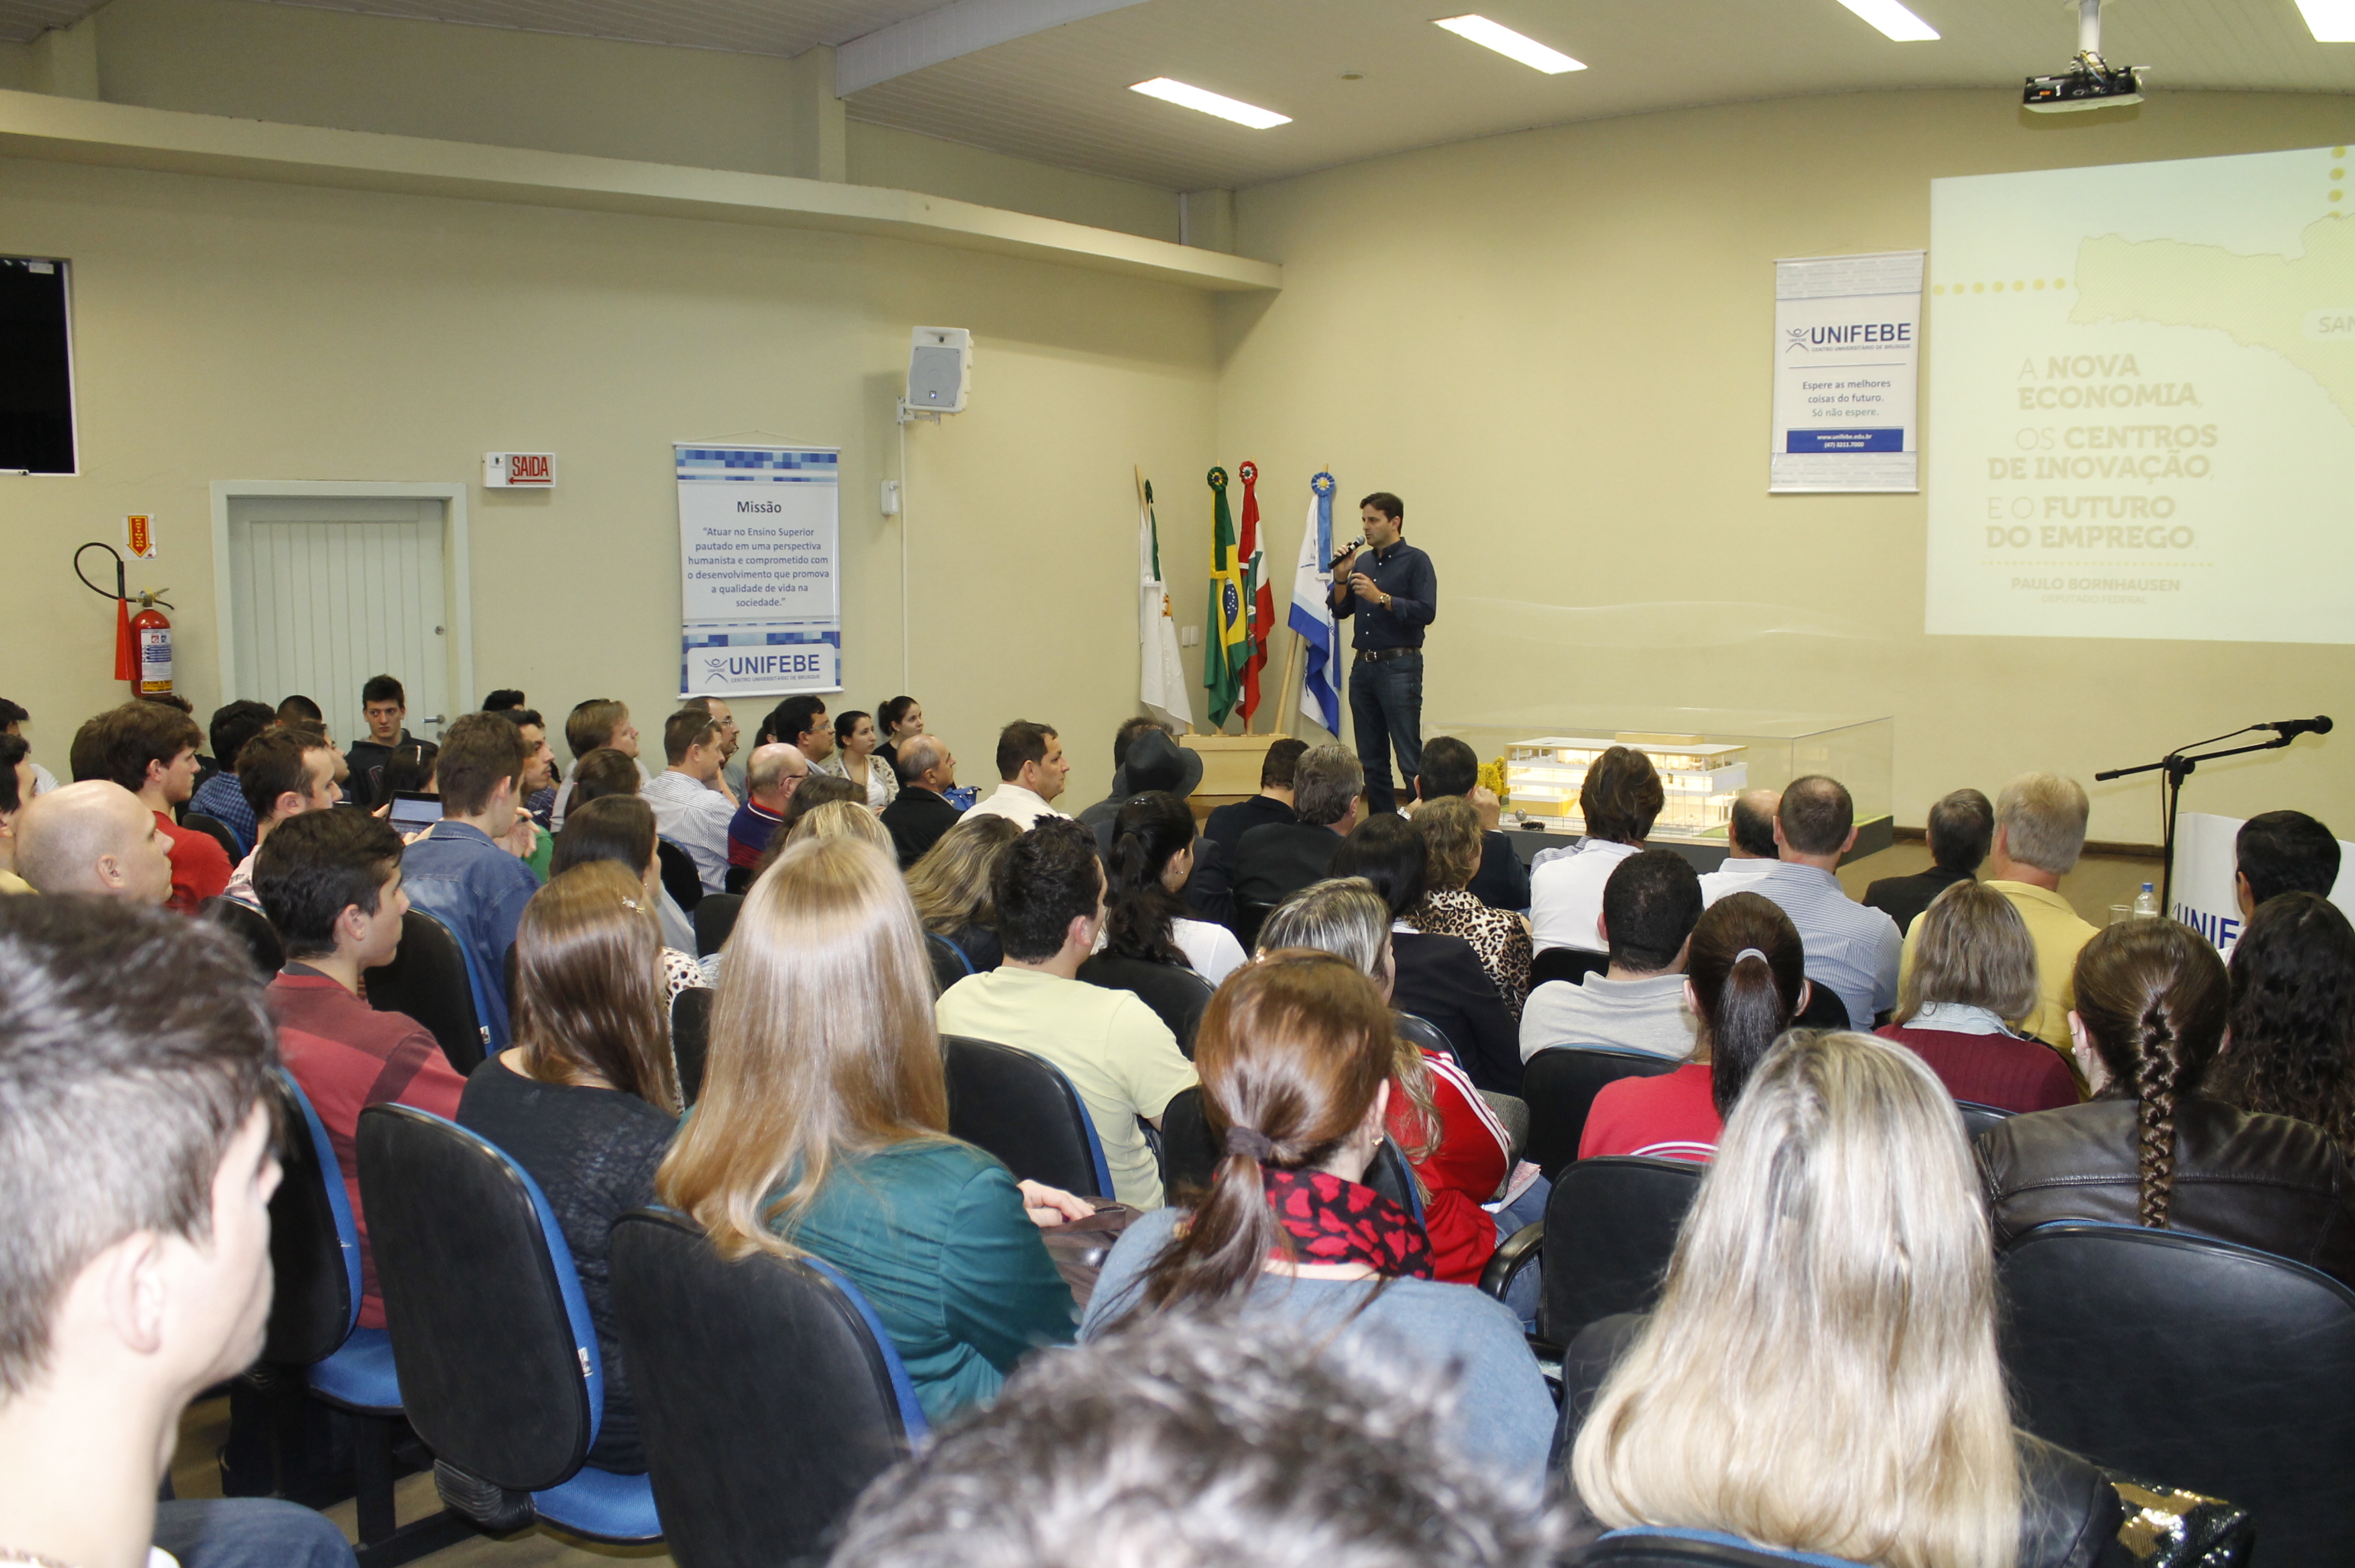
[29,762,56,796]
[1173,917,1247,986]
[1905,1000,2010,1035]
[1696,855,1776,904]
[962,782,1070,831]
[641,768,737,894]
[1528,838,1643,954]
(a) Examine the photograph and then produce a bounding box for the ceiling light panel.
[1433,14,1586,72]
[2296,0,2355,42]
[1129,76,1292,127]
[1833,0,1940,42]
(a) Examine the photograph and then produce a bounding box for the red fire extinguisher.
[74,542,176,696]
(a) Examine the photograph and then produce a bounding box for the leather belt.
[1355,645,1422,663]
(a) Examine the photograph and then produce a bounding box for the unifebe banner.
[676,444,842,698]
[1770,250,1923,493]
[2170,811,2355,953]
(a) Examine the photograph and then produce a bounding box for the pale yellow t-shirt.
[0,870,32,895]
[934,966,1197,1210]
[1900,878,2098,1050]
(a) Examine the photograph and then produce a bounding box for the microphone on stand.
[1327,535,1365,574]
[2260,716,2334,738]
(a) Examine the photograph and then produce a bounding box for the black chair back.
[692,893,742,958]
[1233,898,1277,952]
[261,1071,358,1367]
[365,908,488,1075]
[1076,954,1215,1058]
[1578,1532,1870,1566]
[1529,946,1608,990]
[1393,1011,1461,1072]
[723,865,754,895]
[1538,1155,1704,1345]
[671,987,713,1106]
[1792,982,1852,1031]
[942,1035,1112,1197]
[1955,1100,2013,1142]
[1158,1084,1220,1206]
[201,896,283,978]
[927,933,975,994]
[1364,1137,1422,1223]
[1520,1046,1683,1177]
[182,811,243,862]
[1998,1223,2355,1560]
[355,1104,595,1492]
[656,840,704,913]
[611,1209,925,1568]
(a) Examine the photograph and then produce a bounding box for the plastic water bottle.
[2133,881,2159,919]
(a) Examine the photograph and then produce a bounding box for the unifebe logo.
[1786,322,1913,353]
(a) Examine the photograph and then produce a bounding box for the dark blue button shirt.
[1331,539,1438,651]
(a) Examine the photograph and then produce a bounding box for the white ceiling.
[6,0,2352,190]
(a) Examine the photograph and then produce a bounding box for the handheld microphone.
[1328,535,1365,574]
[2262,715,2334,738]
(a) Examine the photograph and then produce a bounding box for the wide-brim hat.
[1123,728,1203,798]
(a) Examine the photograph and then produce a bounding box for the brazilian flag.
[1203,466,1247,728]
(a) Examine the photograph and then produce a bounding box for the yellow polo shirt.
[1900,879,2098,1050]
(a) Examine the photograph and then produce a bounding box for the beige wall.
[848,120,1178,244]
[1220,89,2355,843]
[0,154,1215,797]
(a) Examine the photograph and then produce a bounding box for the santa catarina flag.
[1203,466,1246,728]
[1236,460,1272,723]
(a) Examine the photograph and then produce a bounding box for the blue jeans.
[153,1499,356,1568]
[1348,651,1424,815]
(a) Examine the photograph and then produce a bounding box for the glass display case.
[1440,708,1894,853]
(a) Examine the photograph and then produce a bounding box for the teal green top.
[774,1138,1077,1422]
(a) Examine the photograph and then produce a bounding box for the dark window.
[0,258,76,475]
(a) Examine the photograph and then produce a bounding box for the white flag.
[1137,471,1193,730]
[1288,472,1341,737]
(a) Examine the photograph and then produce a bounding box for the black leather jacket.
[1551,1314,2120,1566]
[1977,1095,2355,1287]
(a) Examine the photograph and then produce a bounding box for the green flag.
[1203,466,1245,728]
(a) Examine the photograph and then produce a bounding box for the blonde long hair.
[1572,1030,2021,1568]
[654,836,946,1259]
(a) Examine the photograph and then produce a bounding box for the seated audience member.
[1715,774,1900,1031]
[641,706,737,895]
[74,701,231,911]
[344,674,413,805]
[787,799,894,852]
[758,693,832,767]
[1978,917,2355,1284]
[875,694,923,773]
[220,728,339,908]
[908,815,1020,973]
[13,782,174,902]
[1563,1031,2119,1567]
[1261,882,1524,1285]
[689,696,742,802]
[0,735,34,893]
[0,896,358,1568]
[1234,744,1363,911]
[552,699,641,831]
[0,696,59,796]
[2206,892,2355,1159]
[1864,787,1993,936]
[1530,745,1660,955]
[1521,847,1701,1062]
[1329,814,1521,1094]
[1083,729,1202,854]
[936,819,1197,1210]
[1103,792,1247,986]
[1076,718,1183,837]
[496,707,559,833]
[879,734,958,869]
[1875,881,2077,1113]
[657,836,1083,1422]
[567,747,694,953]
[255,808,467,1329]
[188,700,277,853]
[276,693,323,725]
[1203,737,1305,863]
[964,720,1073,829]
[2235,808,2344,921]
[1407,796,1531,1015]
[816,709,899,811]
[481,689,527,713]
[1694,788,1782,901]
[1081,950,1554,1499]
[1904,772,2095,1051]
[728,743,807,872]
[551,796,708,1001]
[397,713,538,1046]
[458,862,682,1475]
[375,740,439,808]
[1581,892,1805,1162]
[1412,735,1529,912]
[750,775,863,876]
[827,1313,1557,1568]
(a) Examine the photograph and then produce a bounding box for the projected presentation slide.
[1926,146,2355,644]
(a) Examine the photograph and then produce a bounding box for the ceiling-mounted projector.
[2024,0,2145,113]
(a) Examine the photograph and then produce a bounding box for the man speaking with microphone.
[1328,491,1436,815]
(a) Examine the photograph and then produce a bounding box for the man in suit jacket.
[1235,744,1364,912]
[1412,735,1528,912]
[881,734,962,869]
[1864,787,1992,935]
[1205,737,1307,860]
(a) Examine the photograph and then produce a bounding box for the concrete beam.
[836,0,1149,98]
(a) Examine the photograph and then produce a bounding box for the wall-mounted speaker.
[906,326,972,414]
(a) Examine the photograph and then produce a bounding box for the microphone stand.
[2095,725,2302,911]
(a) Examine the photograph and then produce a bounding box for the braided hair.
[2071,919,2230,1228]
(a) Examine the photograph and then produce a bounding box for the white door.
[225,496,452,750]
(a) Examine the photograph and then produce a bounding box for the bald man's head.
[1727,789,1782,860]
[15,782,175,903]
[746,743,809,811]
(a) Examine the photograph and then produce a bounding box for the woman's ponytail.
[1685,895,1807,1122]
